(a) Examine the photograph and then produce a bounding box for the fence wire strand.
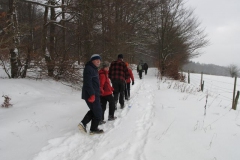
[187,72,239,103]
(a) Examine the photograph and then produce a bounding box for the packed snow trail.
[33,69,158,160]
[2,68,240,160]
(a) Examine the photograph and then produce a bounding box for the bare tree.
[228,64,239,78]
[8,0,22,78]
[0,0,209,83]
[1,0,43,78]
[145,0,209,78]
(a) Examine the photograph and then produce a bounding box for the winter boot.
[120,104,125,109]
[108,116,117,121]
[78,122,87,133]
[90,128,104,135]
[99,120,106,125]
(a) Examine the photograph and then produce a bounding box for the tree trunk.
[42,5,51,77]
[83,0,94,60]
[48,1,56,77]
[8,0,20,78]
[21,3,34,78]
[21,47,30,78]
[58,0,66,77]
[161,60,166,76]
[77,17,82,65]
[10,48,18,78]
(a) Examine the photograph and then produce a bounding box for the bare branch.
[21,0,66,8]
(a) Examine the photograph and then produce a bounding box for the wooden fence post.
[201,80,204,91]
[200,72,203,91]
[233,91,239,110]
[232,77,237,110]
[188,70,190,84]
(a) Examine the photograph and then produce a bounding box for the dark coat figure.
[79,54,103,134]
[137,63,144,79]
[109,54,130,109]
[143,63,148,75]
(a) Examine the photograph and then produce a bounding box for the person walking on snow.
[109,54,130,109]
[143,62,148,75]
[125,62,134,100]
[137,62,143,79]
[78,54,103,135]
[99,61,117,124]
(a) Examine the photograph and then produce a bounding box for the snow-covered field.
[0,67,240,160]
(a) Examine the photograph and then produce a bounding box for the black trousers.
[81,99,102,131]
[100,94,115,120]
[144,69,148,75]
[111,80,125,106]
[139,71,143,79]
[125,82,131,99]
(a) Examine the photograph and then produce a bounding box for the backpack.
[138,64,142,70]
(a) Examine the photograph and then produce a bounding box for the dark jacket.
[109,59,130,82]
[82,61,100,100]
[143,63,148,70]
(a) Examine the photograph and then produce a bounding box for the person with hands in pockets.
[78,54,104,135]
[99,61,117,125]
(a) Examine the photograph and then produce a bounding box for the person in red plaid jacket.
[109,54,130,109]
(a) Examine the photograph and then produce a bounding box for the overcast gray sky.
[185,0,240,67]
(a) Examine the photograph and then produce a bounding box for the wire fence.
[185,72,240,109]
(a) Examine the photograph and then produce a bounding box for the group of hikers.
[137,60,148,79]
[78,54,148,135]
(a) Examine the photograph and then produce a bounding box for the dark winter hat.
[101,61,110,68]
[90,54,101,61]
[117,54,123,59]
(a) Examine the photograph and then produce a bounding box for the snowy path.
[33,70,158,160]
[2,68,240,160]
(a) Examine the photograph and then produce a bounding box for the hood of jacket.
[99,69,108,75]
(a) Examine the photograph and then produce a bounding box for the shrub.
[1,95,12,108]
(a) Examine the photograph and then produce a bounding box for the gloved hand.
[88,95,95,103]
[100,88,104,95]
[132,81,134,85]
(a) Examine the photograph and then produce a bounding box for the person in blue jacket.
[78,54,104,134]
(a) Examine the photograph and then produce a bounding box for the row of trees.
[182,61,240,78]
[0,0,208,82]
